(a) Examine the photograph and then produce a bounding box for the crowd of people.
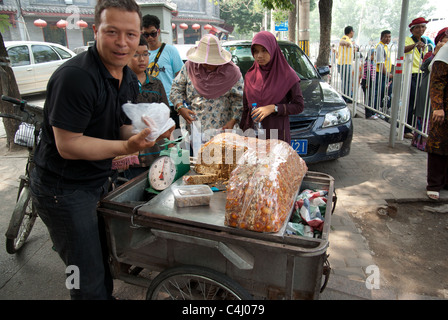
[337,18,448,201]
[28,0,304,300]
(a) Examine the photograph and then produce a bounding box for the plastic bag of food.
[122,102,175,142]
[195,132,251,180]
[225,139,308,233]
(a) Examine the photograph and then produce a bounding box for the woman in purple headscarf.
[240,31,304,143]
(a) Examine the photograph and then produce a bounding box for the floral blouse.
[169,64,244,135]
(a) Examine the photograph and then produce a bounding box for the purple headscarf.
[244,31,300,106]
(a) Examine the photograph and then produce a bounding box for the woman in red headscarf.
[240,31,304,143]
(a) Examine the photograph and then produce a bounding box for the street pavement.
[0,101,446,300]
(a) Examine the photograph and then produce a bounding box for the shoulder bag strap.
[149,43,166,75]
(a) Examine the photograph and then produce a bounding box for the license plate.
[291,139,308,155]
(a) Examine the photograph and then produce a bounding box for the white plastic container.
[171,184,214,207]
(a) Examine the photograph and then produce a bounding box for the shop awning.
[210,25,229,34]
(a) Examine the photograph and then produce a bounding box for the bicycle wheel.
[5,186,37,254]
[146,265,252,300]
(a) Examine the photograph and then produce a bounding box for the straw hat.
[186,34,231,65]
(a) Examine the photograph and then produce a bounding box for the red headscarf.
[435,27,448,45]
[244,31,300,106]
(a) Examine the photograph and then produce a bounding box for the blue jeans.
[30,168,113,300]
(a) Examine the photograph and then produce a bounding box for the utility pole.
[298,0,310,56]
[389,0,409,147]
[296,0,299,44]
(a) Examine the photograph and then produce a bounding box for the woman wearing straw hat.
[169,34,243,142]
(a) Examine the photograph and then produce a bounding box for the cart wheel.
[5,186,37,254]
[146,265,252,300]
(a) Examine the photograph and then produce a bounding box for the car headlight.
[322,107,351,128]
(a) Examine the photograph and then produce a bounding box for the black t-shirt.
[34,45,139,189]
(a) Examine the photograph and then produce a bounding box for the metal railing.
[329,42,434,142]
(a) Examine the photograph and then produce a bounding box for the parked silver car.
[5,41,76,95]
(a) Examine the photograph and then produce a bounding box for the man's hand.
[156,125,175,142]
[416,41,426,50]
[125,125,175,154]
[125,128,156,154]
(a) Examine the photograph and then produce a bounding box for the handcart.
[98,170,335,300]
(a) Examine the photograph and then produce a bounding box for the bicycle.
[1,95,43,254]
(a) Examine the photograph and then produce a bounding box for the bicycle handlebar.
[1,95,26,106]
[0,95,44,126]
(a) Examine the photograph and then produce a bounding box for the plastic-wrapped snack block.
[171,184,213,207]
[225,139,308,233]
[182,174,218,185]
[194,132,250,180]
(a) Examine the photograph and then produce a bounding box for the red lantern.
[172,10,179,17]
[56,19,68,29]
[192,23,200,30]
[203,24,212,30]
[179,23,188,30]
[76,20,88,29]
[172,23,176,29]
[34,19,47,28]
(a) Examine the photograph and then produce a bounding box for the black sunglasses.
[142,30,158,38]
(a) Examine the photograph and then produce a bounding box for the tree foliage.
[259,0,294,11]
[309,0,437,45]
[0,15,10,33]
[219,0,264,36]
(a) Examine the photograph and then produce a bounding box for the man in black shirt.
[30,0,173,299]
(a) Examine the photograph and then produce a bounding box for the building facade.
[0,0,229,49]
[171,0,227,44]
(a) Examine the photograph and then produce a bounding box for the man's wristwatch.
[274,105,278,114]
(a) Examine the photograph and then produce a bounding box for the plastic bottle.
[251,103,264,136]
[183,100,197,120]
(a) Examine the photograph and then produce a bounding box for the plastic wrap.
[171,184,213,207]
[194,132,251,180]
[122,102,175,142]
[225,139,308,233]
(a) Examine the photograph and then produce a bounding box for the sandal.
[427,191,439,201]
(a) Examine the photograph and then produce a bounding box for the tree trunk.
[298,0,310,41]
[288,10,296,43]
[288,0,296,43]
[0,32,22,151]
[315,0,332,67]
